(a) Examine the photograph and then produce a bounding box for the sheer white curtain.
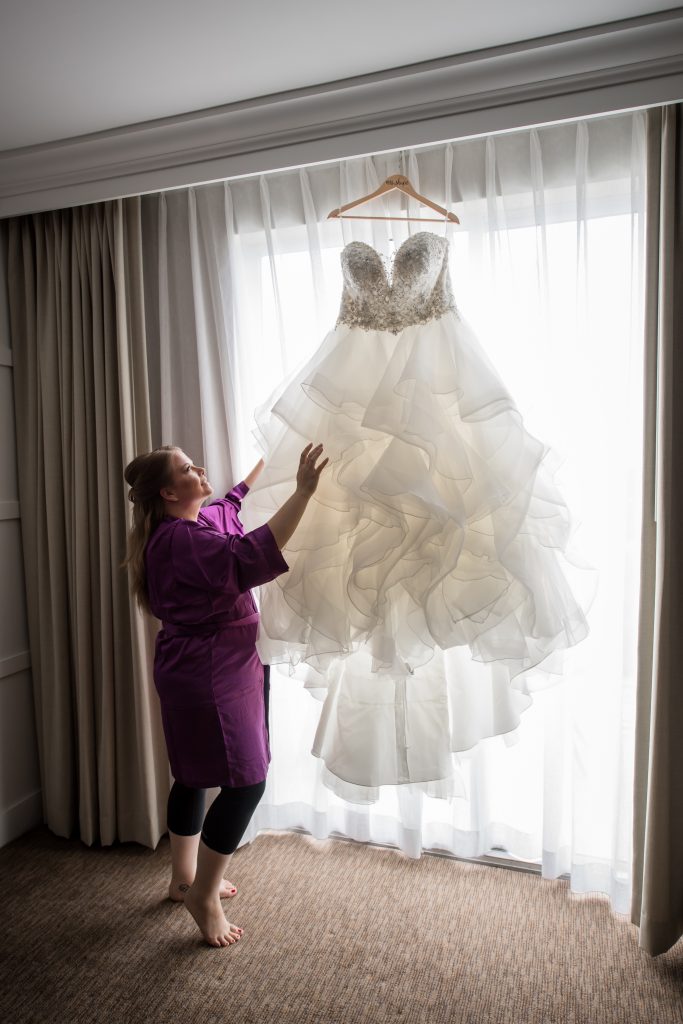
[141,110,646,914]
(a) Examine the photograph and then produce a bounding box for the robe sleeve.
[170,519,288,594]
[198,482,250,535]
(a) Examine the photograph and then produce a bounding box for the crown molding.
[1,8,682,218]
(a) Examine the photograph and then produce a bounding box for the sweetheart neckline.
[341,230,447,263]
[340,231,448,290]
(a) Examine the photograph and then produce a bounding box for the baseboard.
[0,789,43,848]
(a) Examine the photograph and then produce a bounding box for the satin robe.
[146,482,288,788]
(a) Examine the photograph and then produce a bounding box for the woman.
[123,442,327,948]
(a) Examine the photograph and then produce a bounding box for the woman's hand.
[266,444,329,550]
[296,443,328,497]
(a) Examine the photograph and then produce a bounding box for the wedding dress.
[242,231,590,802]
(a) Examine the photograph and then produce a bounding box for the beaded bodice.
[336,231,457,334]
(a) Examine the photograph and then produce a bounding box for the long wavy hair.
[122,445,177,614]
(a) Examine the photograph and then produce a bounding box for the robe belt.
[161,611,260,637]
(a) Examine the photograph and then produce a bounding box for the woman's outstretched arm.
[266,443,328,550]
[243,458,265,490]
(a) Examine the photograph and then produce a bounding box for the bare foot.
[169,878,237,902]
[184,888,243,948]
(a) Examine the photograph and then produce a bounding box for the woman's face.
[160,449,214,508]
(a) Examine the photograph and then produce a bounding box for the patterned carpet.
[1,826,682,1024]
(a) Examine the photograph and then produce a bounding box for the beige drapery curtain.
[7,199,169,847]
[632,104,683,956]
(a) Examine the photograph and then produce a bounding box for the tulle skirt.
[242,310,591,801]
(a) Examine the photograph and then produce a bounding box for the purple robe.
[145,481,288,788]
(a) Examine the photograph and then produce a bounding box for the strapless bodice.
[336,231,457,334]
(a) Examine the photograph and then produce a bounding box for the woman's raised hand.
[267,443,329,549]
[296,443,328,497]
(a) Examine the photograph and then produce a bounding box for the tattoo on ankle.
[179,883,190,893]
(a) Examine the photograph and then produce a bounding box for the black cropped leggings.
[167,779,266,855]
[166,668,270,856]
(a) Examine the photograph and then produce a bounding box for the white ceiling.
[0,0,676,152]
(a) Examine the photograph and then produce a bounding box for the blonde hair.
[122,445,176,614]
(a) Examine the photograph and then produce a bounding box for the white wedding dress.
[243,231,590,802]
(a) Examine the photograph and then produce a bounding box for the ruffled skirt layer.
[242,311,590,800]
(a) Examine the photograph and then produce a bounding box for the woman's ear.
[160,486,177,502]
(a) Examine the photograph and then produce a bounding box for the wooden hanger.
[327,175,459,224]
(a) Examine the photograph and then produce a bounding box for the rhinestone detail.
[336,232,458,334]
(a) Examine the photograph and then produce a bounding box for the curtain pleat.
[632,104,683,956]
[7,202,168,847]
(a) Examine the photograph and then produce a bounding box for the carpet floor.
[1,826,682,1024]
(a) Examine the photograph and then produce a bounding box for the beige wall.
[0,236,42,846]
